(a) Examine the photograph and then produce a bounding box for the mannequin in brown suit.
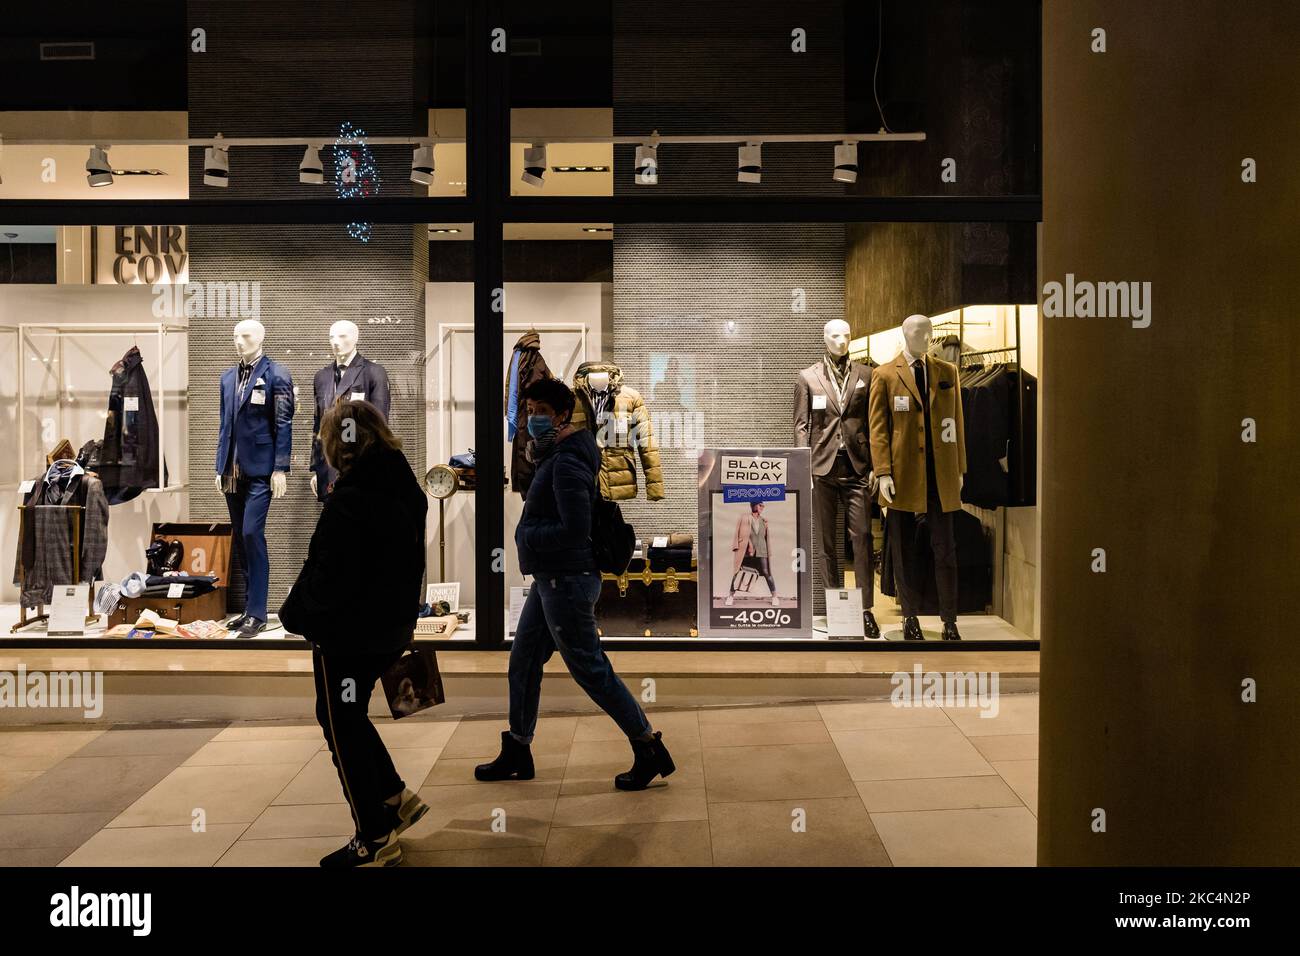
[794,319,881,640]
[869,314,966,642]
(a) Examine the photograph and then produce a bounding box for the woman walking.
[280,399,430,867]
[476,378,674,790]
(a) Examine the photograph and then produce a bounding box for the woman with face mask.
[476,377,675,791]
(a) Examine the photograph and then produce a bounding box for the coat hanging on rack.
[12,461,110,606]
[98,346,166,504]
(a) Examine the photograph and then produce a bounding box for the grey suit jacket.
[793,359,874,478]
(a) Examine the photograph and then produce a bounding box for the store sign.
[697,447,813,638]
[97,225,188,284]
[720,455,787,502]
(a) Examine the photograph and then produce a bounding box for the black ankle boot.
[863,610,881,640]
[615,732,676,791]
[941,622,962,641]
[902,616,925,641]
[474,731,535,781]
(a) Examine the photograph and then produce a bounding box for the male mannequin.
[793,319,881,639]
[310,320,391,500]
[214,319,295,637]
[868,314,966,641]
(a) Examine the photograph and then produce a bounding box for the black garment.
[280,446,428,654]
[882,506,991,616]
[505,332,553,497]
[140,574,218,598]
[888,484,959,623]
[814,450,875,605]
[312,646,406,840]
[99,346,166,504]
[958,364,1038,509]
[515,429,600,576]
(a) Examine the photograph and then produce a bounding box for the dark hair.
[320,399,402,474]
[750,502,764,513]
[524,377,576,422]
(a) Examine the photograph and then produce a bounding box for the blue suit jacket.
[215,356,295,478]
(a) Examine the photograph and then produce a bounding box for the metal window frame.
[0,0,1041,652]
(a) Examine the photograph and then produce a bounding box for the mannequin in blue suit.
[214,319,295,637]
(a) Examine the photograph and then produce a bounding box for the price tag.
[825,588,866,640]
[124,396,140,412]
[49,584,90,636]
[508,586,530,637]
[167,582,185,599]
[18,479,35,494]
[651,536,669,549]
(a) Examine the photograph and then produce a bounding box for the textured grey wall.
[185,0,427,612]
[613,0,845,196]
[611,224,847,612]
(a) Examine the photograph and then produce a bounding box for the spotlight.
[203,133,229,187]
[521,143,547,188]
[85,146,113,187]
[833,142,858,183]
[635,143,658,185]
[410,144,435,185]
[737,142,762,184]
[299,144,324,184]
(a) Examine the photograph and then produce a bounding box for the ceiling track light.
[635,132,658,185]
[299,144,324,184]
[85,145,112,187]
[833,142,859,183]
[521,143,547,188]
[410,143,435,185]
[203,132,229,187]
[737,142,762,184]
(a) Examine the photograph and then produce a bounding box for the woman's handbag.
[380,645,446,719]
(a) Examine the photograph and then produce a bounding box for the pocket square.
[939,380,953,390]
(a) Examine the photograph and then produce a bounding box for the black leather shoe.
[615,732,676,791]
[474,731,535,781]
[863,610,882,641]
[236,617,267,639]
[941,622,962,641]
[224,614,248,630]
[902,616,925,641]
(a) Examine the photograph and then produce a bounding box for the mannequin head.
[587,370,611,392]
[901,314,933,358]
[329,320,359,362]
[233,319,265,361]
[823,319,851,358]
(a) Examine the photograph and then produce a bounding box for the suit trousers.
[312,646,406,840]
[814,451,874,606]
[225,475,272,619]
[887,482,959,623]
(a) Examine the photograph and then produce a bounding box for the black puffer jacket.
[515,429,600,575]
[280,445,427,653]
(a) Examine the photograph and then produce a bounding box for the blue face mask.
[527,414,556,439]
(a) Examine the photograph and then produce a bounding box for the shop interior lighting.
[410,144,435,185]
[202,133,229,187]
[299,144,324,184]
[552,165,608,173]
[832,141,859,183]
[737,142,762,184]
[85,146,112,187]
[521,143,547,188]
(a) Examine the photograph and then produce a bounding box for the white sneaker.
[724,595,735,606]
[771,596,780,607]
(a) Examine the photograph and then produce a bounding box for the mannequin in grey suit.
[310,320,392,501]
[793,319,881,639]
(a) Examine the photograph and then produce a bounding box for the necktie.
[333,364,342,385]
[912,359,926,399]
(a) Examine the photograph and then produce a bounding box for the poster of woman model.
[697,448,812,637]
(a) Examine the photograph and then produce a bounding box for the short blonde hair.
[319,399,401,474]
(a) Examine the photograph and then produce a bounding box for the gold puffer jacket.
[570,362,665,501]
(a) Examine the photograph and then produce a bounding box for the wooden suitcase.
[595,557,698,638]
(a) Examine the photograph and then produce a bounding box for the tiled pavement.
[0,694,1039,866]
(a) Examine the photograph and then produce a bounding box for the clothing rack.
[17,322,188,494]
[954,306,1028,509]
[11,502,98,632]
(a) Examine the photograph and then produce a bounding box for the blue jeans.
[508,571,650,743]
